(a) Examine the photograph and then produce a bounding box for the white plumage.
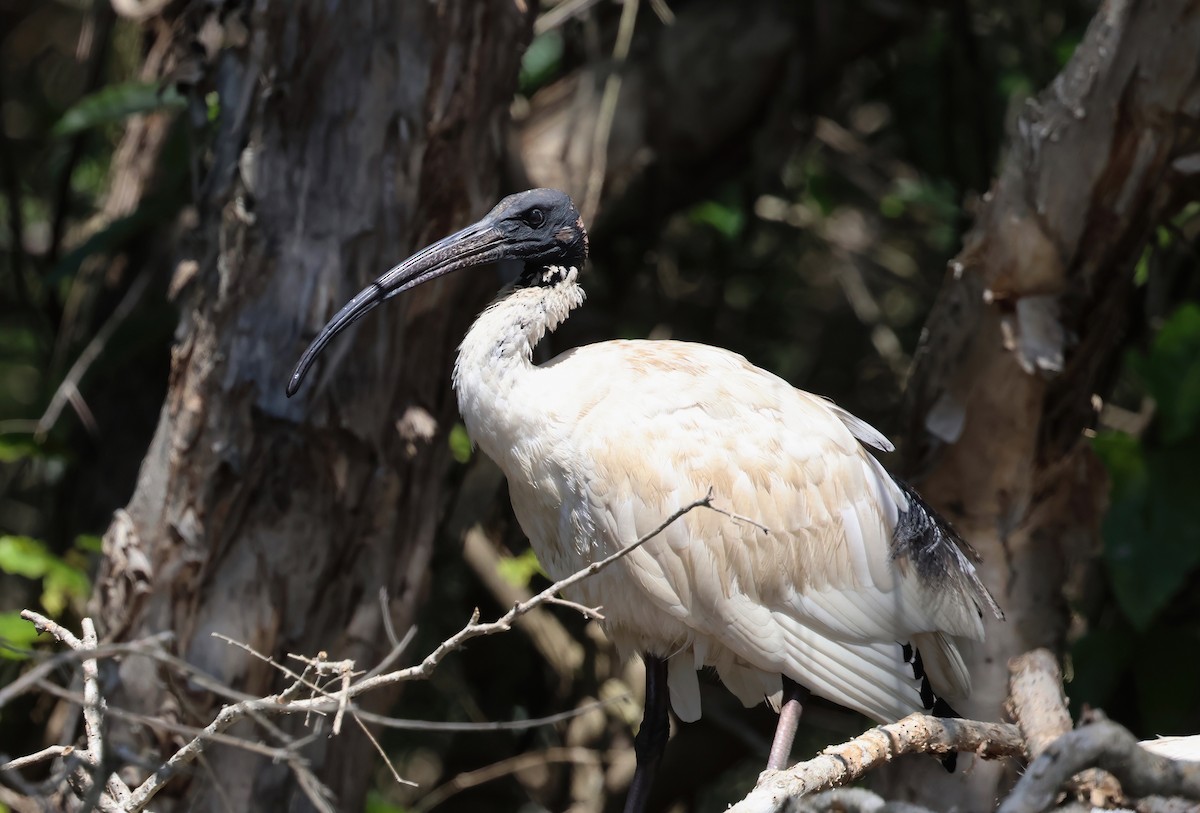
[287,189,1002,809]
[453,264,996,725]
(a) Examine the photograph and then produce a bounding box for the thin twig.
[352,713,416,788]
[36,266,154,439]
[332,660,353,736]
[48,0,116,268]
[708,500,773,534]
[580,0,639,225]
[1,745,74,772]
[29,679,303,763]
[364,624,417,679]
[534,0,604,35]
[0,633,174,711]
[414,746,602,813]
[542,595,606,621]
[336,491,713,699]
[354,697,622,732]
[647,0,673,24]
[378,587,401,648]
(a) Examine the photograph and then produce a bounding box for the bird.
[287,188,1003,812]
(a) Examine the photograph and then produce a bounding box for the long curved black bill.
[286,219,505,397]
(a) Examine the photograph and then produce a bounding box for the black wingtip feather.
[903,641,962,772]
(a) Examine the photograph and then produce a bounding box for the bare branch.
[9,495,712,811]
[1007,648,1072,759]
[1,745,74,772]
[729,714,1024,813]
[998,720,1200,813]
[16,612,132,809]
[337,491,714,698]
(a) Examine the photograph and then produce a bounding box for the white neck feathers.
[452,266,585,454]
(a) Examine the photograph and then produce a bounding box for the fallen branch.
[728,714,1024,813]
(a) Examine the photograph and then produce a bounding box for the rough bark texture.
[91,2,531,810]
[891,0,1200,808]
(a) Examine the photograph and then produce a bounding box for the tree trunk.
[888,0,1200,807]
[91,2,531,810]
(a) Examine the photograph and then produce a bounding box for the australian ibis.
[287,188,1003,812]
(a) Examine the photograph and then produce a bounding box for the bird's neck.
[452,266,585,456]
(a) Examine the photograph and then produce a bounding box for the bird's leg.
[766,676,810,771]
[623,654,670,813]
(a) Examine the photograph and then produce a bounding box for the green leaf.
[364,790,411,813]
[0,435,42,463]
[519,31,564,95]
[496,547,546,589]
[1131,303,1200,444]
[0,611,41,660]
[41,560,91,617]
[689,200,745,239]
[448,424,472,464]
[0,536,54,579]
[1094,432,1200,629]
[75,534,104,554]
[52,81,186,137]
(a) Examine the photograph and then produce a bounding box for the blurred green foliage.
[1075,301,1200,735]
[519,30,564,96]
[52,81,186,137]
[0,534,92,659]
[1,0,176,707]
[496,547,547,589]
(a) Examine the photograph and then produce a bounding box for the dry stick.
[728,714,1025,813]
[997,720,1200,813]
[117,493,712,811]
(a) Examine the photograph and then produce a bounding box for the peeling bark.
[892,0,1200,807]
[91,2,531,810]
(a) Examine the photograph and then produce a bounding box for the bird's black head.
[485,188,589,276]
[286,188,588,397]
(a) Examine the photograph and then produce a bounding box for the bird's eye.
[526,208,545,228]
